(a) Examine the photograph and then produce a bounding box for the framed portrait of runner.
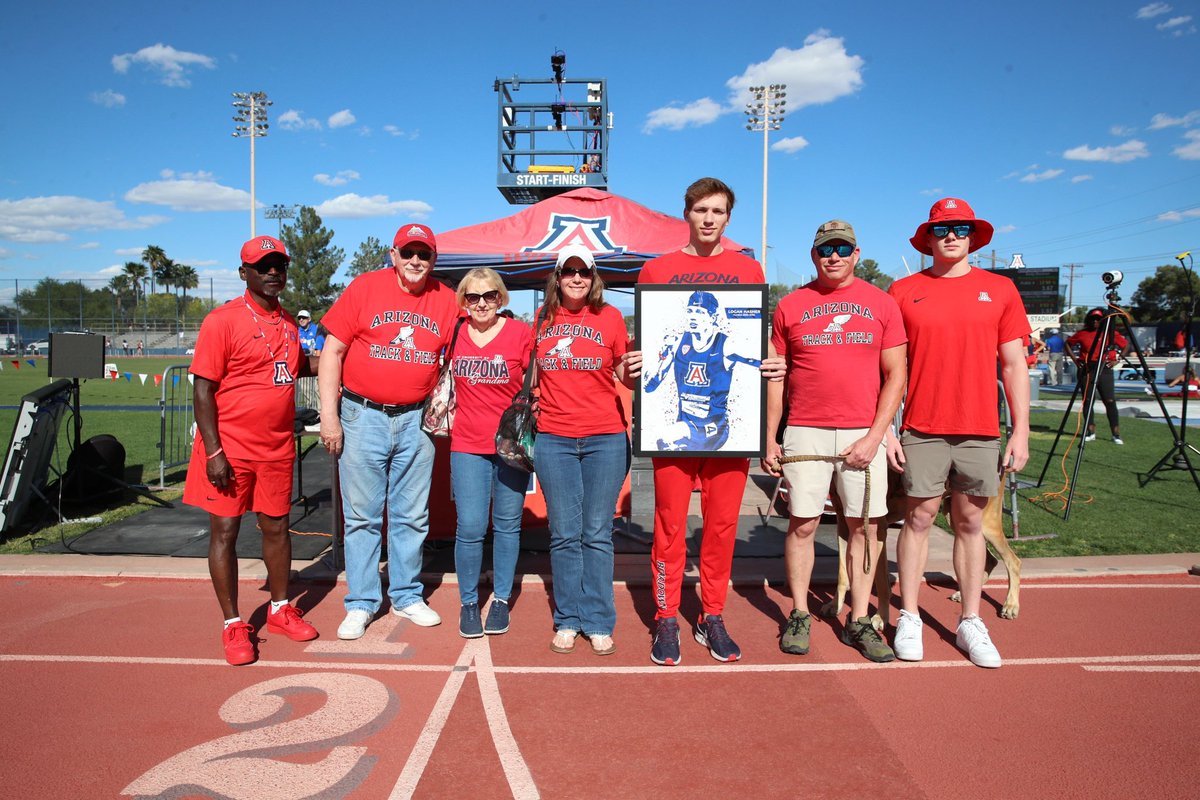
[634,284,768,458]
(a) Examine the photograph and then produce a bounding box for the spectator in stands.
[296,310,325,356]
[449,269,533,638]
[1167,366,1198,391]
[1067,308,1129,445]
[318,224,459,641]
[136,340,144,356]
[183,234,319,666]
[1044,328,1066,386]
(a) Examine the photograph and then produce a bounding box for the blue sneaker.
[459,603,483,639]
[694,614,741,662]
[650,617,681,666]
[484,599,510,635]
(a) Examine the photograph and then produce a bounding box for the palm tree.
[176,265,199,325]
[122,261,148,313]
[142,245,167,297]
[107,274,132,324]
[157,258,179,297]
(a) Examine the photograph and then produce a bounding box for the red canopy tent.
[432,188,752,290]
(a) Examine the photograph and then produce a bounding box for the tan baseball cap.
[813,219,856,248]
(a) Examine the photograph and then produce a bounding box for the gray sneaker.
[337,609,372,640]
[394,600,442,627]
[841,617,896,663]
[956,615,1002,668]
[780,609,811,655]
[893,609,924,661]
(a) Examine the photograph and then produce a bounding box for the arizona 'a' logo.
[273,360,295,386]
[522,213,626,254]
[684,362,710,387]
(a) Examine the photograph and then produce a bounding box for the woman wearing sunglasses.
[448,268,533,638]
[535,244,639,656]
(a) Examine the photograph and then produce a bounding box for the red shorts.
[182,441,294,518]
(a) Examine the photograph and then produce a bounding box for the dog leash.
[770,454,873,574]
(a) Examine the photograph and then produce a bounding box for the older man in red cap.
[318,223,460,641]
[184,234,319,665]
[887,198,1030,669]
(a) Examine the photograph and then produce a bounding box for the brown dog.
[820,472,1021,630]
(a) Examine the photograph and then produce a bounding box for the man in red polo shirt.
[183,235,318,666]
[635,177,785,665]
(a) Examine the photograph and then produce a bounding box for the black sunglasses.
[399,247,434,260]
[930,223,974,239]
[464,290,501,305]
[815,243,855,258]
[245,261,288,274]
[559,266,594,278]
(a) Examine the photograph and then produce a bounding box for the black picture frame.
[634,284,768,458]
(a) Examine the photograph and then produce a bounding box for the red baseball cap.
[910,197,995,256]
[239,235,289,265]
[393,223,437,252]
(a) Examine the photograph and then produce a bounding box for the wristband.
[206,448,224,460]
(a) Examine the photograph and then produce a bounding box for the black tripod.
[1037,289,1198,520]
[1143,252,1199,486]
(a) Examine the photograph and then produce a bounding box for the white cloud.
[1110,125,1137,136]
[1158,207,1200,221]
[1071,174,1094,183]
[642,98,723,132]
[125,172,252,212]
[644,31,864,133]
[771,136,809,154]
[996,224,1017,234]
[314,170,361,187]
[328,109,356,128]
[383,125,405,137]
[1062,140,1149,163]
[90,89,126,108]
[1149,110,1200,129]
[78,242,100,249]
[277,110,321,131]
[314,193,433,219]
[111,43,215,88]
[1137,2,1172,19]
[1020,168,1064,183]
[0,196,165,243]
[114,247,145,256]
[1157,14,1194,30]
[1003,164,1040,179]
[1173,130,1200,159]
[919,188,943,196]
[0,247,13,259]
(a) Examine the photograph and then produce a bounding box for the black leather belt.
[340,387,422,416]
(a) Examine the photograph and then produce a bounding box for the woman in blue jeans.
[534,245,641,655]
[449,269,533,637]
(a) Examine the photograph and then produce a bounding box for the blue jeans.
[534,432,630,636]
[339,401,434,614]
[450,451,530,605]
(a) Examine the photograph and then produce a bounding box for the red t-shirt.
[772,279,906,428]
[449,318,532,454]
[535,304,629,437]
[189,291,302,460]
[1066,328,1127,364]
[889,268,1030,437]
[638,248,764,285]
[321,270,460,405]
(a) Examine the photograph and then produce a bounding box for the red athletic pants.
[650,456,749,620]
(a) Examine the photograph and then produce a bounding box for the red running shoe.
[222,622,256,666]
[266,604,318,641]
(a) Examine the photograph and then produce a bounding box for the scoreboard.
[989,267,1061,314]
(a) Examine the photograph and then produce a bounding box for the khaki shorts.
[900,431,1001,497]
[781,426,888,519]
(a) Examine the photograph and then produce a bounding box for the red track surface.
[1,572,1198,799]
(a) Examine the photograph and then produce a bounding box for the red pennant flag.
[11,360,20,369]
[154,374,163,387]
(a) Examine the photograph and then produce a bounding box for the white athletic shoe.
[893,609,924,662]
[1113,437,1124,445]
[337,609,372,640]
[956,615,1002,668]
[1084,434,1096,442]
[394,600,442,627]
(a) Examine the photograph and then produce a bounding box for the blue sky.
[1,0,1198,317]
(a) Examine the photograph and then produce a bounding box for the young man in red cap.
[318,223,459,641]
[763,220,907,662]
[184,235,318,666]
[1066,308,1129,444]
[633,177,785,665]
[888,198,1030,668]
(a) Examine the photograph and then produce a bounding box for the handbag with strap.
[421,317,467,437]
[495,308,543,472]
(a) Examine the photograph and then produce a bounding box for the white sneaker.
[956,615,1002,668]
[893,609,924,661]
[1084,434,1096,442]
[1113,437,1124,445]
[337,609,372,640]
[394,600,442,627]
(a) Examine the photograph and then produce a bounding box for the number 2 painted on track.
[123,672,394,800]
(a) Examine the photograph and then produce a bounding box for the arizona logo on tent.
[521,214,625,254]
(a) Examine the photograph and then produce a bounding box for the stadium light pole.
[745,84,786,276]
[232,92,271,238]
[265,203,298,238]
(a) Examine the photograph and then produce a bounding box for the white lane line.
[1083,665,1200,673]
[473,638,540,799]
[306,613,414,657]
[996,584,1200,589]
[0,654,452,671]
[388,639,477,800]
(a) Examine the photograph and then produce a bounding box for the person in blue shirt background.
[296,310,325,356]
[1044,327,1065,386]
